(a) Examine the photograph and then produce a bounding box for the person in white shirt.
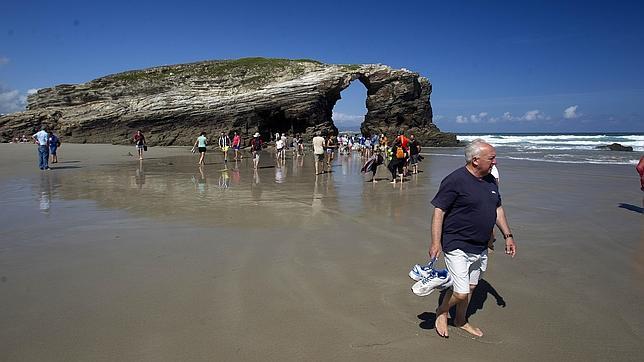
[312,131,326,175]
[218,132,231,163]
[32,126,50,170]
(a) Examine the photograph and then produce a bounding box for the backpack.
[395,146,405,159]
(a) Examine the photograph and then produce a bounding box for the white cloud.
[332,111,364,125]
[455,115,469,123]
[563,105,579,119]
[450,109,558,125]
[521,109,550,121]
[27,88,39,95]
[0,86,27,114]
[455,112,492,124]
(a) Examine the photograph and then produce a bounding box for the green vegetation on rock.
[106,57,326,90]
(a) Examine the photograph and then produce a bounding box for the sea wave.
[457,133,644,152]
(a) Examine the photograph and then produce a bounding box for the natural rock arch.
[0,58,457,146]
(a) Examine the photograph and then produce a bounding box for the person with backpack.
[250,132,263,169]
[48,132,61,164]
[387,139,407,184]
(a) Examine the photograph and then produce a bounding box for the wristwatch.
[504,233,514,239]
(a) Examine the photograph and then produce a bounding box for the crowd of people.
[183,129,427,184]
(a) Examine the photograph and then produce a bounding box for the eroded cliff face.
[0,58,457,146]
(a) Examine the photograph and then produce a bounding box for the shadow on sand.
[417,279,506,330]
[618,203,643,214]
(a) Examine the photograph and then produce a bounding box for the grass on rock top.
[104,58,345,89]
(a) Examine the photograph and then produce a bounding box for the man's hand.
[429,241,442,260]
[504,237,516,257]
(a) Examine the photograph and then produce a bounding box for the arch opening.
[331,79,368,135]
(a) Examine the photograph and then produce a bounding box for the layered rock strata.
[0,58,457,146]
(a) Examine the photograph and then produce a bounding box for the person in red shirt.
[133,130,146,160]
[395,130,410,176]
[395,130,409,150]
[637,156,644,191]
[232,131,242,161]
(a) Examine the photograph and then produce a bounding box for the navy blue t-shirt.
[431,166,501,254]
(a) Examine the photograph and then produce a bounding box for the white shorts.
[444,249,488,294]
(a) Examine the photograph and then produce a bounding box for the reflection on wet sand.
[9,149,441,230]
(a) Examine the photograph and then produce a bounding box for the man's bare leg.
[453,284,483,337]
[435,290,468,338]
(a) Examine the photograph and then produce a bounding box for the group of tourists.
[358,130,422,183]
[191,130,264,169]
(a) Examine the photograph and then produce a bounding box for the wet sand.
[0,143,642,361]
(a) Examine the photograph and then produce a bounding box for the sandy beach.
[0,143,642,361]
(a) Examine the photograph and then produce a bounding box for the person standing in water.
[133,130,146,160]
[232,131,242,161]
[250,132,263,170]
[218,131,231,163]
[48,131,61,164]
[32,126,49,170]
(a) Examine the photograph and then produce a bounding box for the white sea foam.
[454,133,643,164]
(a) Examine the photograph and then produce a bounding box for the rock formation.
[596,143,633,152]
[0,58,458,146]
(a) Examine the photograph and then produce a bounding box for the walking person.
[296,134,304,156]
[409,134,421,174]
[276,134,286,162]
[429,139,517,338]
[192,131,208,165]
[218,131,231,163]
[250,132,263,170]
[312,131,326,175]
[133,130,146,160]
[325,134,336,170]
[48,131,61,164]
[361,150,384,183]
[32,126,49,170]
[232,131,242,160]
[387,139,407,184]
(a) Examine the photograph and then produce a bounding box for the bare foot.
[457,322,483,337]
[435,312,449,338]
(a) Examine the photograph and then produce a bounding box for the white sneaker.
[411,269,452,297]
[408,264,433,281]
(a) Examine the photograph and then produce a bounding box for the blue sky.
[1,0,643,133]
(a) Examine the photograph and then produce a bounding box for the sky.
[1,0,643,133]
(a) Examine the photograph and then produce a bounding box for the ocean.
[447,133,643,165]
